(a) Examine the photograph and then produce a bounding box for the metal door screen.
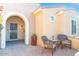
[10,23,17,39]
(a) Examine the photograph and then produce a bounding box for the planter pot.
[31,35,37,45]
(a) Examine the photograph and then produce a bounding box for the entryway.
[6,16,25,46]
[6,16,25,41]
[1,12,29,48]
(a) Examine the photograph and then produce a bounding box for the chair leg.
[70,45,71,49]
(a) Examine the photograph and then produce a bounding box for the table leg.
[52,48,53,56]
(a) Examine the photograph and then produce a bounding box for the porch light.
[49,10,64,22]
[50,15,55,22]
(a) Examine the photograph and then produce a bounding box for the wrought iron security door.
[10,23,18,40]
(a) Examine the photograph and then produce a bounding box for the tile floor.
[0,40,78,56]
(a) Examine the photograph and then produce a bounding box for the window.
[72,20,76,35]
[10,23,17,30]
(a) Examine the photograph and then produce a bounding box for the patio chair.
[41,36,57,55]
[57,34,72,49]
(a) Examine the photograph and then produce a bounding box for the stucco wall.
[0,3,39,44]
[69,37,79,50]
[34,7,65,47]
[55,13,65,35]
[34,7,79,49]
[64,10,77,36]
[34,11,44,47]
[42,7,65,39]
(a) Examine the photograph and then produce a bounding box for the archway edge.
[1,12,29,48]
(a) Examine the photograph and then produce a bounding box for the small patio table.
[49,39,60,49]
[47,39,60,55]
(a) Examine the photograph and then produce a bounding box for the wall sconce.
[49,10,64,22]
[49,15,55,22]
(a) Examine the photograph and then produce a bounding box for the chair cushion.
[57,34,68,40]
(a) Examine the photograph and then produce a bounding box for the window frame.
[71,19,77,35]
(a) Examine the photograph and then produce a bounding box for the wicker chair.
[57,34,72,48]
[41,36,57,55]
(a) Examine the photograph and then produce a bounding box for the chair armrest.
[45,40,53,45]
[48,40,54,44]
[68,40,72,43]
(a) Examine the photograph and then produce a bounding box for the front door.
[10,23,18,40]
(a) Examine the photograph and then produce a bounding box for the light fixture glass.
[50,15,55,22]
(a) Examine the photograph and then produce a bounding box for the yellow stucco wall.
[34,11,44,47]
[42,7,65,38]
[34,8,65,47]
[43,9,56,38]
[69,37,79,50]
[34,8,79,50]
[55,13,64,35]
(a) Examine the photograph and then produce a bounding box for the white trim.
[1,12,29,48]
[33,8,42,15]
[71,17,77,36]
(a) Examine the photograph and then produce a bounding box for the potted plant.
[0,24,3,31]
[31,32,37,45]
[0,16,3,40]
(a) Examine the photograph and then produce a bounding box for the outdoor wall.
[55,13,65,35]
[34,7,65,47]
[64,10,77,36]
[77,16,79,36]
[34,7,79,49]
[34,11,44,47]
[69,37,79,50]
[61,10,79,50]
[0,3,39,44]
[42,7,65,39]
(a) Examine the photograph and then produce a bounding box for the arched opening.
[6,16,25,46]
[1,12,29,48]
